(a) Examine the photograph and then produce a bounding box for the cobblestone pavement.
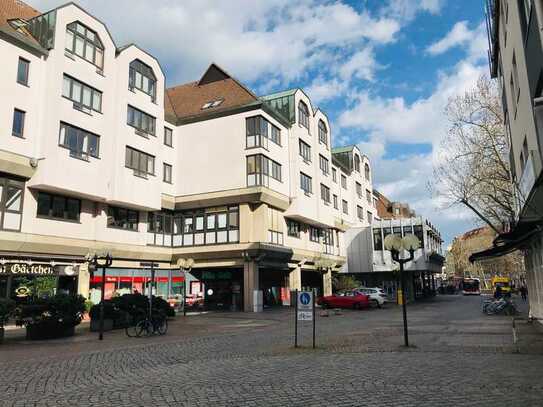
[1,295,542,406]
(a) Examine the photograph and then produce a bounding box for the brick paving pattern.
[1,295,542,406]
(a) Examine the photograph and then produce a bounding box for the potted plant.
[0,298,15,344]
[15,294,86,340]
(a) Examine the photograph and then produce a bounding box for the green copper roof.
[260,88,298,100]
[331,145,355,154]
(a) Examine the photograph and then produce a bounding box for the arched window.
[129,59,157,102]
[318,120,327,146]
[65,22,104,69]
[365,163,371,181]
[354,154,361,172]
[298,101,309,129]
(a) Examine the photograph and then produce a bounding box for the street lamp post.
[140,262,159,320]
[86,251,113,341]
[177,258,194,317]
[384,234,420,348]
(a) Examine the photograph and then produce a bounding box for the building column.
[78,263,90,299]
[323,269,333,296]
[289,266,301,292]
[243,260,260,312]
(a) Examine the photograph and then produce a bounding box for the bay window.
[65,22,104,69]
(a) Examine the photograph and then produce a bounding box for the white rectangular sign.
[297,311,313,321]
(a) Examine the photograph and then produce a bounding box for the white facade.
[0,2,376,310]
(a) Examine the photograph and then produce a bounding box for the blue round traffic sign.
[300,292,311,305]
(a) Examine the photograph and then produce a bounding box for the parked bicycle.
[126,311,168,337]
[482,297,517,316]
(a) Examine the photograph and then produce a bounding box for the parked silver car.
[356,287,390,308]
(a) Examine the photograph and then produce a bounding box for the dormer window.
[65,22,104,69]
[298,101,309,129]
[202,99,224,110]
[354,154,361,172]
[129,60,157,102]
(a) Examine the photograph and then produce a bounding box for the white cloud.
[29,0,400,86]
[381,0,445,23]
[306,77,348,104]
[426,21,487,62]
[338,47,380,81]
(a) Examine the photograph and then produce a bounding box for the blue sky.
[31,0,491,247]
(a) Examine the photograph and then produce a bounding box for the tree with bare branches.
[433,76,514,233]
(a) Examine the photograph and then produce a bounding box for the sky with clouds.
[29,0,490,247]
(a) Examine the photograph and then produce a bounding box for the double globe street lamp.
[383,233,420,347]
[177,258,194,316]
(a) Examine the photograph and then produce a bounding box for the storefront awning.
[469,222,541,263]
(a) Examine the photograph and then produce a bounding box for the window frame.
[107,206,139,231]
[341,174,347,190]
[36,191,81,222]
[309,226,320,243]
[299,139,311,162]
[127,105,156,136]
[125,146,155,178]
[300,172,312,194]
[12,109,25,138]
[129,59,157,102]
[65,21,104,69]
[298,101,310,129]
[62,74,102,113]
[16,57,29,86]
[319,154,329,175]
[163,163,172,184]
[318,120,328,146]
[58,122,100,160]
[287,220,300,238]
[320,183,331,204]
[0,175,25,231]
[164,127,173,147]
[342,199,349,215]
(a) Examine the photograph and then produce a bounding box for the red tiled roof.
[0,0,40,24]
[165,64,258,122]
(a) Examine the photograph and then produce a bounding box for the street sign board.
[297,291,313,321]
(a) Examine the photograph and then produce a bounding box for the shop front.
[88,268,185,309]
[189,268,243,311]
[0,261,81,303]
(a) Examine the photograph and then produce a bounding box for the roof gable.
[198,64,230,86]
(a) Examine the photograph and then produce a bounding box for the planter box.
[90,318,114,332]
[26,323,75,340]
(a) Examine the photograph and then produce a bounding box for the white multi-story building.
[0,1,375,311]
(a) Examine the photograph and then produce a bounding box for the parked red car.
[317,290,370,310]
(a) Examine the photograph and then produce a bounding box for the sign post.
[294,290,315,348]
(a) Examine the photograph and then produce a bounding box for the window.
[323,229,334,253]
[37,191,80,221]
[332,168,337,183]
[107,206,139,231]
[246,116,268,149]
[129,60,156,101]
[333,194,338,209]
[169,206,239,247]
[367,211,373,224]
[319,154,329,175]
[300,172,312,194]
[299,139,311,162]
[125,146,155,178]
[163,163,172,183]
[62,75,102,113]
[309,226,320,242]
[354,154,361,172]
[298,101,309,129]
[127,105,156,136]
[271,160,282,181]
[59,122,100,160]
[17,57,29,85]
[373,228,383,250]
[341,174,347,189]
[365,163,370,181]
[12,109,25,138]
[287,220,300,238]
[356,182,362,198]
[413,225,423,244]
[357,205,364,220]
[511,53,520,114]
[320,184,331,204]
[318,120,327,146]
[164,127,173,147]
[366,190,372,204]
[0,175,24,231]
[65,22,104,69]
[270,124,281,145]
[268,206,284,245]
[247,154,281,186]
[342,199,349,215]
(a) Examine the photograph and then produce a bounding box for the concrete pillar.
[289,266,301,291]
[323,269,333,296]
[78,263,90,299]
[243,260,259,312]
